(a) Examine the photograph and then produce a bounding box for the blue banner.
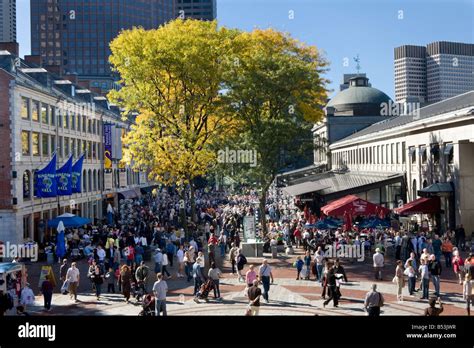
[34,154,57,198]
[56,155,73,196]
[71,154,85,193]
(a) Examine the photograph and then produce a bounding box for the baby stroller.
[132,281,146,302]
[138,294,155,316]
[196,279,215,302]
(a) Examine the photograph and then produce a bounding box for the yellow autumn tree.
[108,20,239,226]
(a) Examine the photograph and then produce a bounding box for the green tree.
[222,29,328,234]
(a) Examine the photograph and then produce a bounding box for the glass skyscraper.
[30,0,175,92]
[175,0,216,21]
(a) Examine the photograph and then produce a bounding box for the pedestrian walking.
[245,265,257,289]
[429,254,442,297]
[314,248,325,282]
[40,277,53,311]
[154,248,163,274]
[404,260,416,296]
[247,279,262,316]
[176,245,185,278]
[394,260,404,301]
[236,249,247,282]
[364,284,384,316]
[303,251,311,280]
[258,259,274,303]
[452,250,464,285]
[295,256,304,280]
[373,248,384,280]
[152,273,168,316]
[135,261,150,298]
[192,257,205,301]
[208,262,222,299]
[419,259,430,300]
[105,268,116,293]
[441,238,453,268]
[463,273,474,316]
[229,243,239,275]
[323,263,343,308]
[90,265,104,300]
[119,264,132,303]
[66,262,80,302]
[161,252,171,279]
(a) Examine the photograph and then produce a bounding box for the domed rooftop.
[326,76,392,116]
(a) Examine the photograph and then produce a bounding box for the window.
[23,171,31,200]
[64,111,69,128]
[42,133,49,156]
[64,137,70,155]
[402,142,406,164]
[50,135,56,154]
[21,131,30,155]
[88,141,92,159]
[381,145,385,164]
[41,104,48,123]
[51,107,56,125]
[444,143,454,164]
[32,132,40,156]
[431,144,440,164]
[71,113,75,130]
[82,115,86,132]
[409,147,416,164]
[21,97,29,119]
[420,146,427,164]
[32,101,40,121]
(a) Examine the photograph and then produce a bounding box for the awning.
[418,182,453,197]
[282,171,404,197]
[118,189,139,199]
[282,181,330,196]
[321,194,390,217]
[394,197,441,215]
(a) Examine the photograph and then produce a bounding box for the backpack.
[239,254,247,266]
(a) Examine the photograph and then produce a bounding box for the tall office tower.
[0,0,16,42]
[30,0,175,93]
[175,0,216,20]
[395,41,474,104]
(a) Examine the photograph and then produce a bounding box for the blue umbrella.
[55,221,66,259]
[107,204,114,225]
[360,217,391,229]
[48,213,92,229]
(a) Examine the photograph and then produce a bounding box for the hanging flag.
[56,155,73,196]
[34,154,57,198]
[71,154,85,193]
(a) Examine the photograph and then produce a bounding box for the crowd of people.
[2,185,473,317]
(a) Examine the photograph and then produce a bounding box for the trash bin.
[271,245,278,258]
[46,252,54,265]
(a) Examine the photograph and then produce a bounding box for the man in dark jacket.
[429,255,442,297]
[323,263,343,308]
[0,290,10,316]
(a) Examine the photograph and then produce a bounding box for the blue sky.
[16,0,474,98]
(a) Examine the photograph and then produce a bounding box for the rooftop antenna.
[353,54,361,74]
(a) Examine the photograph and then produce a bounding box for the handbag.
[61,280,69,294]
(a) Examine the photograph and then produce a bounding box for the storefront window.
[22,131,30,155]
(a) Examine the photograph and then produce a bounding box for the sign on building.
[103,124,112,169]
[104,170,113,191]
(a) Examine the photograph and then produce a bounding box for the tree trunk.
[259,190,268,235]
[190,182,197,223]
[179,186,188,238]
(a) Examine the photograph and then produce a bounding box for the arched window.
[422,180,428,189]
[412,179,417,201]
[23,170,31,200]
[83,169,87,192]
[88,169,92,192]
[93,169,97,191]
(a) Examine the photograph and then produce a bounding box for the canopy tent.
[321,195,390,217]
[47,213,92,229]
[394,197,441,215]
